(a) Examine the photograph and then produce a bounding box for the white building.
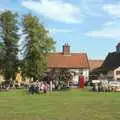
[47,44,90,84]
[114,67,120,80]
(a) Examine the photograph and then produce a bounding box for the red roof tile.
[47,53,89,69]
[89,59,104,71]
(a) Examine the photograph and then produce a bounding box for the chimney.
[63,43,70,55]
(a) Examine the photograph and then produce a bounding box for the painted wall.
[114,67,120,80]
[69,69,89,84]
[48,68,89,84]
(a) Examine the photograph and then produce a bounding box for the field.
[0,89,120,120]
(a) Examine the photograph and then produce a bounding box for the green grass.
[0,89,120,120]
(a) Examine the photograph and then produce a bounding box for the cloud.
[103,4,120,17]
[80,0,104,17]
[86,16,120,39]
[0,8,4,12]
[86,28,120,38]
[82,0,105,3]
[22,0,81,24]
[46,28,74,37]
[103,21,115,26]
[48,28,73,34]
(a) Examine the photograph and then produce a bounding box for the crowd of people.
[29,81,49,94]
[28,80,70,94]
[92,80,120,92]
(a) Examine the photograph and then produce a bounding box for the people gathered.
[28,81,49,94]
[28,80,70,94]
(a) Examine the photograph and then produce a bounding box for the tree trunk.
[50,80,52,92]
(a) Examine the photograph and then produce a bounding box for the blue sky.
[0,0,120,59]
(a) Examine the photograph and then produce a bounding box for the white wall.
[69,69,89,84]
[114,67,120,80]
[48,68,89,84]
[83,69,89,81]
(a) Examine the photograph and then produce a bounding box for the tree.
[47,69,73,90]
[0,10,19,81]
[0,43,5,66]
[22,14,55,81]
[59,69,73,82]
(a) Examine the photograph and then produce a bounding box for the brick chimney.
[63,43,70,55]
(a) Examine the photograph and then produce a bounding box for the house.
[89,60,104,71]
[47,44,90,84]
[89,60,104,80]
[93,42,120,80]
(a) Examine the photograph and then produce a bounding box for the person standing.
[79,73,85,88]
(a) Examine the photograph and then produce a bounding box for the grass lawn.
[0,89,120,120]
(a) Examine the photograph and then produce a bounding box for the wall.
[114,67,120,80]
[48,68,89,84]
[69,69,89,84]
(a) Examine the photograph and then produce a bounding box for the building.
[89,60,104,80]
[94,42,120,80]
[47,44,90,84]
[89,60,104,71]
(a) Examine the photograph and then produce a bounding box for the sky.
[0,0,120,59]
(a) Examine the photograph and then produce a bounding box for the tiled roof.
[101,52,120,71]
[89,60,104,71]
[93,52,120,73]
[47,53,89,69]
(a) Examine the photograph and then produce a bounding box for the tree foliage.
[0,10,19,81]
[59,69,73,82]
[22,14,55,80]
[46,68,73,82]
[0,43,5,66]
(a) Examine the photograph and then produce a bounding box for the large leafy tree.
[0,10,19,81]
[0,43,5,66]
[22,14,55,81]
[59,69,73,82]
